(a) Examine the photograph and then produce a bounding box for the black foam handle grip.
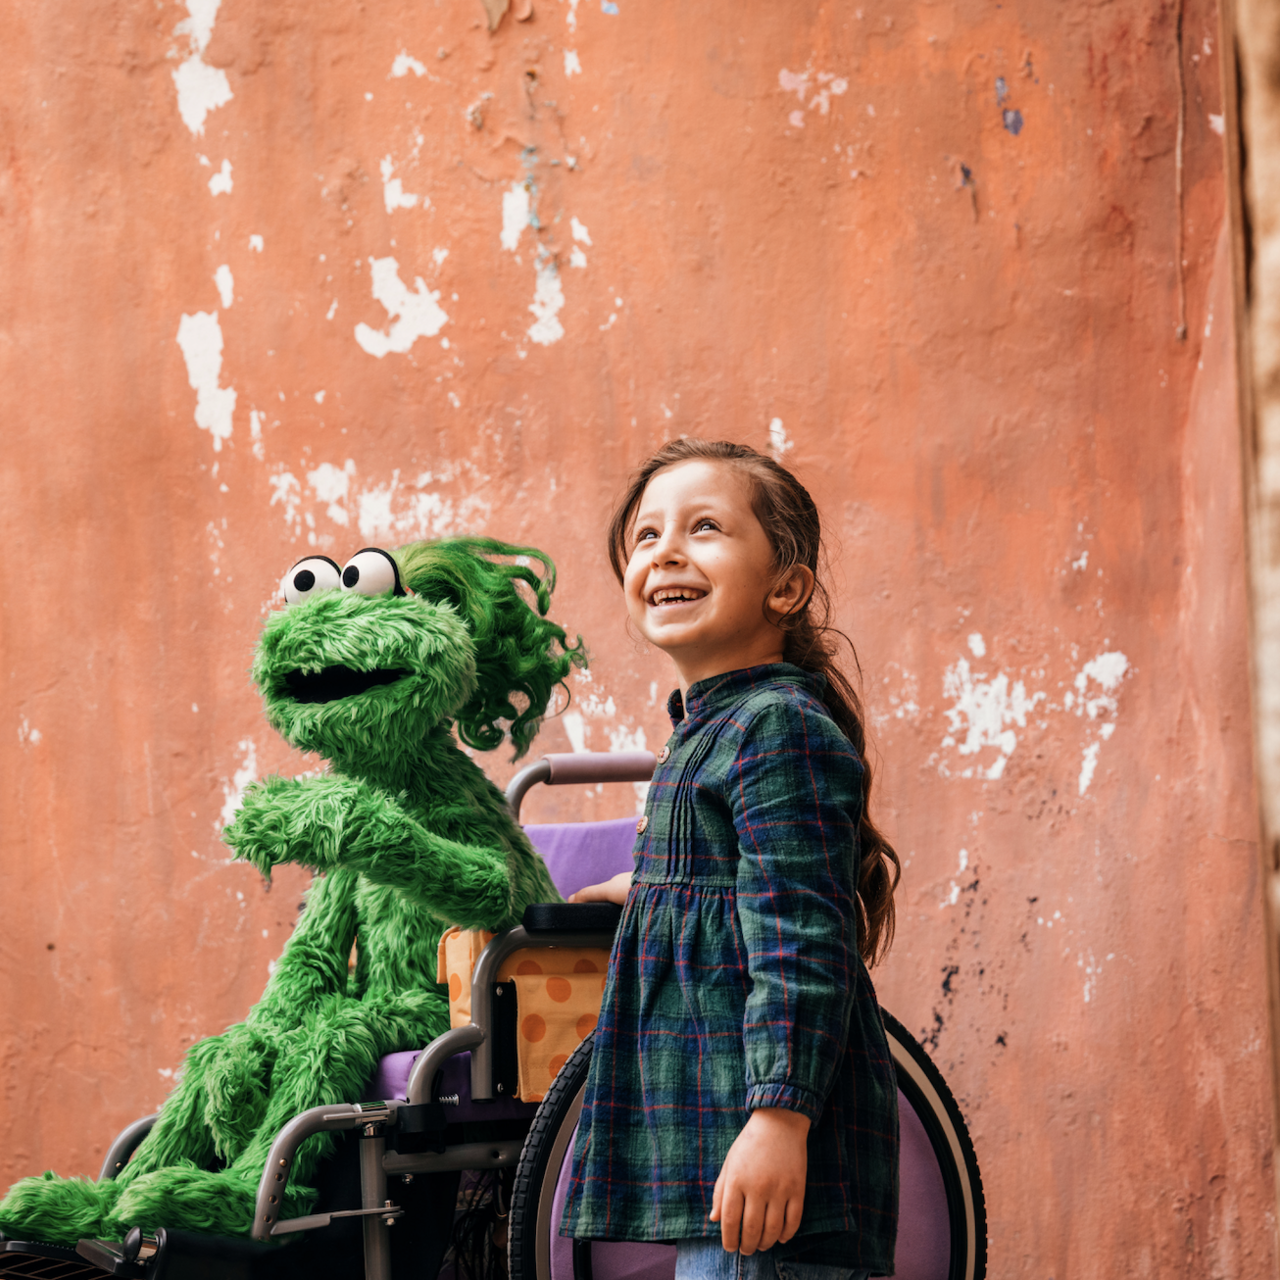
[522,902,623,934]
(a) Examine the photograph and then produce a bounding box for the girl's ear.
[767,564,816,622]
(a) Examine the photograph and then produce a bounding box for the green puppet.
[0,537,582,1246]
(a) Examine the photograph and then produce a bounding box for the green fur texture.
[0,537,584,1246]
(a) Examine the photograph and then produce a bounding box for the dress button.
[636,815,649,835]
[656,745,671,764]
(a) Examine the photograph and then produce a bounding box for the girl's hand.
[568,871,632,905]
[709,1107,809,1255]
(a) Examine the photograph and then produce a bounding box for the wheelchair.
[0,752,986,1280]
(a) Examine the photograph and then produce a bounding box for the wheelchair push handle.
[506,750,656,818]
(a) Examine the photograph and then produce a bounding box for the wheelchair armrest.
[522,902,623,933]
[98,1113,159,1182]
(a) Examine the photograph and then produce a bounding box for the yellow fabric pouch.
[436,927,611,1101]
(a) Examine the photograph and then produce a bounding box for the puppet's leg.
[0,1173,122,1246]
[104,989,448,1238]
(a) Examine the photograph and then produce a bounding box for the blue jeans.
[674,1238,870,1280]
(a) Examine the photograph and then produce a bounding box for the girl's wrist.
[747,1105,811,1135]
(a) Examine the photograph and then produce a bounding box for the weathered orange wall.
[0,0,1272,1273]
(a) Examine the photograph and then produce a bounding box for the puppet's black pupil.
[343,565,360,588]
[294,569,316,593]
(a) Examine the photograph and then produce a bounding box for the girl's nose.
[651,530,685,565]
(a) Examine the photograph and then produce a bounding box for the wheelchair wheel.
[508,1016,986,1280]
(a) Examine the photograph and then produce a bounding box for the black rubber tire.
[880,1010,987,1280]
[507,1032,596,1280]
[509,1016,988,1280]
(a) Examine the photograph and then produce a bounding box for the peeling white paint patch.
[172,0,233,135]
[213,264,233,308]
[354,257,449,358]
[1072,549,1089,571]
[17,718,42,746]
[1078,742,1101,795]
[779,66,848,130]
[268,468,301,531]
[1071,651,1130,794]
[527,257,566,345]
[940,658,1045,780]
[779,68,810,100]
[1078,948,1109,1003]
[392,50,428,77]
[380,156,422,213]
[940,848,969,908]
[768,418,793,459]
[354,468,492,543]
[570,246,588,268]
[564,49,582,76]
[566,0,580,29]
[933,645,1130,792]
[249,234,264,252]
[1208,113,1225,136]
[219,739,258,829]
[307,460,356,526]
[432,246,450,266]
[176,311,235,451]
[326,299,338,320]
[501,182,532,251]
[1073,651,1129,703]
[562,711,587,753]
[208,159,233,195]
[571,217,592,247]
[249,408,264,460]
[869,664,921,731]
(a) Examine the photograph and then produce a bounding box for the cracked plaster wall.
[0,0,1272,1273]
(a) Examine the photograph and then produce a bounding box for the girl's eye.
[694,519,718,533]
[633,528,658,544]
[281,556,342,606]
[340,547,405,597]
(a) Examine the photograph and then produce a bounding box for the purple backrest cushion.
[524,819,638,900]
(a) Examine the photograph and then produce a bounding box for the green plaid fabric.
[561,665,898,1275]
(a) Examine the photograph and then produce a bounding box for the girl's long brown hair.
[607,439,901,966]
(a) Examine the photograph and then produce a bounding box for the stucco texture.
[0,0,1272,1274]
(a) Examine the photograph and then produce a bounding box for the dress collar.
[666,663,827,726]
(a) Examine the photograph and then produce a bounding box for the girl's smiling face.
[623,459,813,692]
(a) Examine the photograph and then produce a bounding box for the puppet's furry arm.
[225,775,520,931]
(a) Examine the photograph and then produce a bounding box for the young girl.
[562,440,900,1280]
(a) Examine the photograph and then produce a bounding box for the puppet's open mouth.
[284,665,412,704]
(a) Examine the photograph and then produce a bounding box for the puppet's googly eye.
[282,556,342,605]
[340,548,405,597]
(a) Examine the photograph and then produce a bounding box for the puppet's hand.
[224,774,367,875]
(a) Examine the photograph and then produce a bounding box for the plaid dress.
[560,665,898,1275]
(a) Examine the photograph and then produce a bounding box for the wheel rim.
[533,1084,585,1280]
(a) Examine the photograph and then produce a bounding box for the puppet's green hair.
[393,537,585,758]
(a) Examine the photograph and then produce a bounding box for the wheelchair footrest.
[0,1237,135,1278]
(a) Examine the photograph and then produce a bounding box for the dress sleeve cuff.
[745,1081,823,1124]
